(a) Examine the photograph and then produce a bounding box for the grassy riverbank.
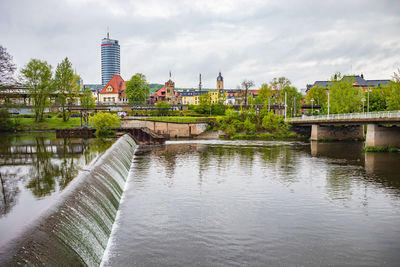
[221,132,301,140]
[14,118,83,131]
[364,146,399,153]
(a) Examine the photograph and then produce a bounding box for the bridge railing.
[286,110,400,122]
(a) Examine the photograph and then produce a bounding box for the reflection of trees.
[0,171,20,217]
[26,137,59,197]
[325,166,354,202]
[0,134,20,216]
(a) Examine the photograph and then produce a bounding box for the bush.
[155,101,171,116]
[261,111,287,132]
[244,117,256,134]
[90,112,120,137]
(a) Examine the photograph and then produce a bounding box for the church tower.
[217,72,224,90]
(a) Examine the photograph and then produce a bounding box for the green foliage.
[270,77,291,91]
[306,85,327,106]
[261,111,287,131]
[12,117,81,130]
[328,74,362,114]
[155,101,171,116]
[90,112,120,137]
[80,88,96,109]
[55,57,78,121]
[125,73,150,104]
[211,102,225,115]
[385,80,400,110]
[243,117,256,134]
[213,107,288,137]
[364,146,399,152]
[256,83,273,104]
[194,93,211,114]
[281,86,303,117]
[368,87,388,111]
[20,59,54,122]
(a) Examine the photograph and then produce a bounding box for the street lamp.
[311,98,314,116]
[361,98,366,113]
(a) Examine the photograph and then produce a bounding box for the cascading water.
[0,134,137,266]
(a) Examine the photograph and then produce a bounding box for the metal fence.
[286,110,400,122]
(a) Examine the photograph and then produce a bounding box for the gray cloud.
[1,0,399,90]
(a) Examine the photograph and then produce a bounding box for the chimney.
[361,73,364,79]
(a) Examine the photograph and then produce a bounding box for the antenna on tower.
[199,73,202,93]
[169,71,172,79]
[107,26,109,38]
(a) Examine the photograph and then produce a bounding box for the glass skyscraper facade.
[101,34,120,86]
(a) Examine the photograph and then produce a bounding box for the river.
[103,140,400,266]
[1,135,400,266]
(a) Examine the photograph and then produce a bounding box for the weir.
[0,134,137,266]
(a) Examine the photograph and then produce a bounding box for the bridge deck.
[287,111,400,125]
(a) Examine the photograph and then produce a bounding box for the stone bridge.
[287,111,400,147]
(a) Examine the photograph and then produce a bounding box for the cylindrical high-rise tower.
[101,33,120,86]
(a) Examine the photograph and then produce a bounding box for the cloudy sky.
[1,0,400,90]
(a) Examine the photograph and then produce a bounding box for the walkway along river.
[1,136,400,266]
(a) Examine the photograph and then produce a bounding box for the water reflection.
[106,140,400,266]
[0,133,113,216]
[310,141,400,200]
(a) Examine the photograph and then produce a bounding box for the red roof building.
[99,75,127,103]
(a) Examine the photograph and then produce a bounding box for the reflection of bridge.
[287,111,400,147]
[0,140,87,166]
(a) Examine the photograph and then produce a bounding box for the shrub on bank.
[90,112,120,137]
[211,106,291,138]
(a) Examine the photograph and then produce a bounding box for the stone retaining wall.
[121,119,208,138]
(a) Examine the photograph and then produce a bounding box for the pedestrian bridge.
[286,111,400,148]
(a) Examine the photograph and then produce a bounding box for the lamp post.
[361,98,366,113]
[366,88,372,112]
[311,98,314,116]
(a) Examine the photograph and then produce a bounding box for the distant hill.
[148,84,164,94]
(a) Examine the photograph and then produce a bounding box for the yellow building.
[179,73,223,105]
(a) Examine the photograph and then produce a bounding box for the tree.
[241,79,255,106]
[306,85,327,106]
[80,88,95,109]
[155,101,170,116]
[256,83,273,104]
[368,87,388,112]
[125,73,150,104]
[0,45,16,88]
[269,77,291,91]
[328,73,362,114]
[195,93,211,114]
[281,86,303,117]
[54,57,75,121]
[20,59,53,122]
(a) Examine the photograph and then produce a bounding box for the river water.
[1,136,400,266]
[103,140,400,266]
[0,133,113,249]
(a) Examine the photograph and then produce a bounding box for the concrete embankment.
[121,119,209,138]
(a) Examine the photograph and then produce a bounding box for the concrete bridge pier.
[365,124,400,147]
[311,125,364,141]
